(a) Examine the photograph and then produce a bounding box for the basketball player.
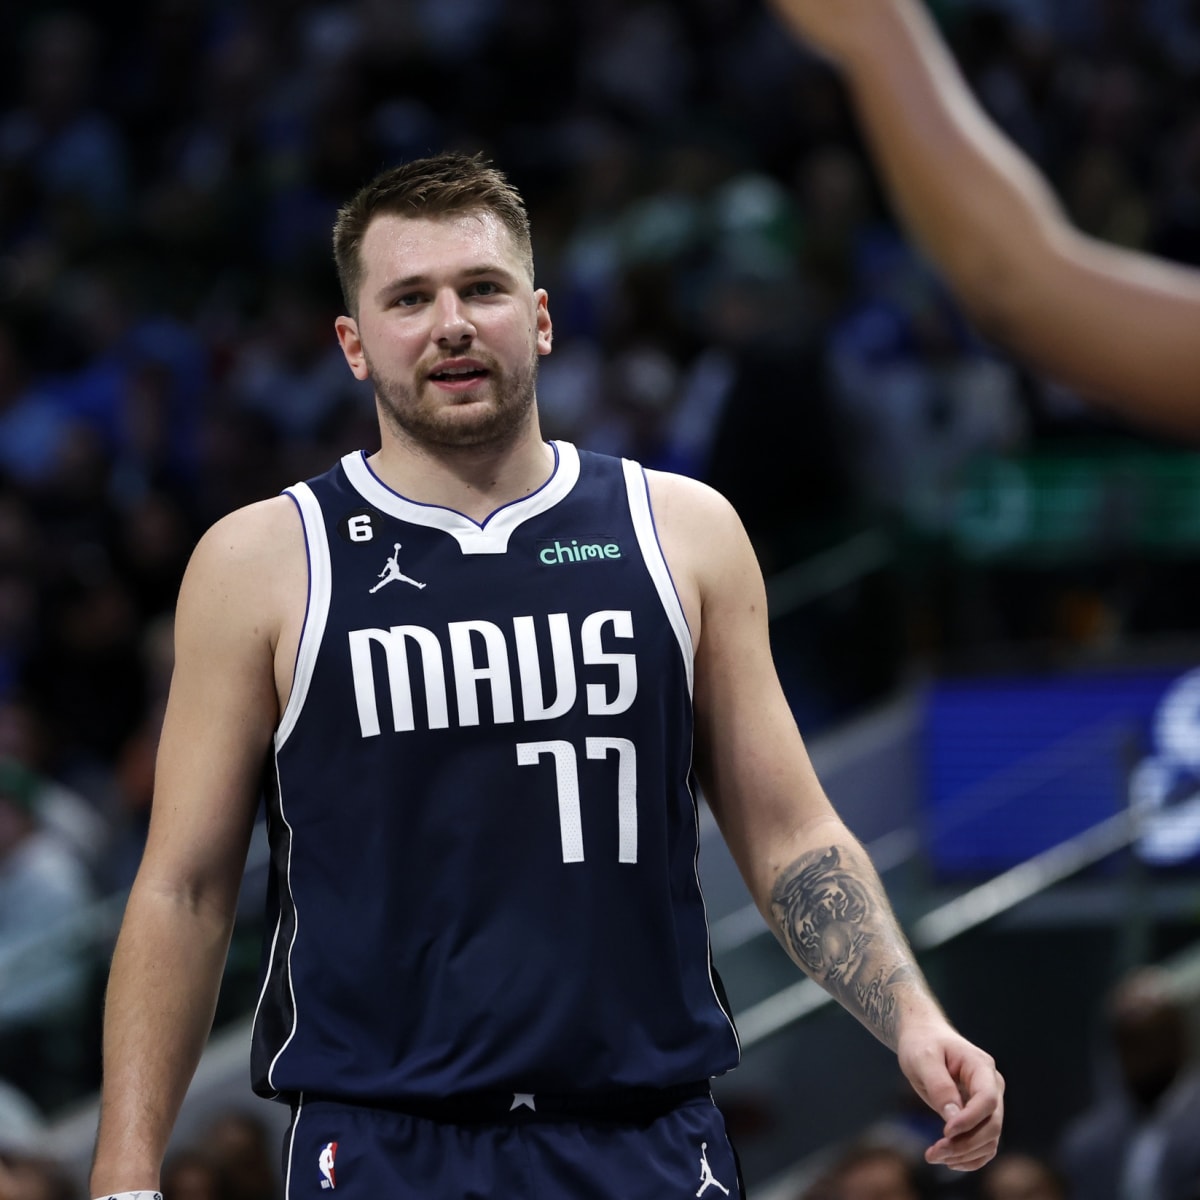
[768,0,1200,436]
[89,154,1002,1200]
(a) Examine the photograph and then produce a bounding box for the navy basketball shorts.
[284,1090,743,1199]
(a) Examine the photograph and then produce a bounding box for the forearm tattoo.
[769,845,916,1046]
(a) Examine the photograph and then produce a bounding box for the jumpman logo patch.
[369,543,426,593]
[696,1141,730,1197]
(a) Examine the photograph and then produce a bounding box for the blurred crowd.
[1,0,1199,1185]
[0,1105,280,1200]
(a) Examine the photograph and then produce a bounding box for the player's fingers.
[940,1149,999,1173]
[944,1084,1002,1138]
[906,1069,966,1132]
[925,1103,1003,1169]
[926,1138,1001,1171]
[943,1061,1004,1138]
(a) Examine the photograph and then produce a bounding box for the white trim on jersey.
[260,485,325,1096]
[623,459,740,1057]
[339,441,582,555]
[621,459,694,695]
[255,752,303,1097]
[689,760,743,1062]
[277,483,333,749]
[283,1092,304,1199]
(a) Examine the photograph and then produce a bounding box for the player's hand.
[896,1022,1004,1171]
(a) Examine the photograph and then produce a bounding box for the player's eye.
[467,281,500,297]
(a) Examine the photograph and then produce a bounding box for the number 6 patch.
[338,508,378,543]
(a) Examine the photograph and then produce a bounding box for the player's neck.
[367,427,558,523]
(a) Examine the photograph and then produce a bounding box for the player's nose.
[432,289,476,345]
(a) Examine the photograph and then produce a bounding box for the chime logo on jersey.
[538,538,622,565]
[318,1141,338,1190]
[348,609,638,736]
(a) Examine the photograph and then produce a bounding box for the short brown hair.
[333,151,534,313]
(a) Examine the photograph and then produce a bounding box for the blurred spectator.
[0,318,79,490]
[578,4,695,124]
[0,13,129,244]
[200,1110,280,1200]
[673,265,852,569]
[582,341,682,467]
[0,1076,47,1157]
[0,1088,79,1200]
[0,1154,78,1200]
[976,1151,1066,1200]
[113,489,193,622]
[39,261,207,496]
[801,1139,936,1200]
[0,490,39,699]
[225,276,371,444]
[0,698,108,879]
[827,238,1025,526]
[0,758,96,1109]
[21,552,147,789]
[1057,966,1200,1200]
[162,1146,233,1200]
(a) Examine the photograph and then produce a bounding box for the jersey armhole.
[621,460,695,695]
[276,482,332,748]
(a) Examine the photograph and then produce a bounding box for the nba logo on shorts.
[318,1141,338,1189]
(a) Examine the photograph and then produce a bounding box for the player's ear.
[534,290,553,357]
[335,315,369,380]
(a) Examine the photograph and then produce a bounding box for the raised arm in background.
[768,0,1200,436]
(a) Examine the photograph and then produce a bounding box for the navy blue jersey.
[250,441,740,1103]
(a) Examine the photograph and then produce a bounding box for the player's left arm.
[648,470,1003,1171]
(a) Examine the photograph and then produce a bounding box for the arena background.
[1,1,1199,1195]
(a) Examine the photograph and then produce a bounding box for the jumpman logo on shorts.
[369,543,426,593]
[696,1142,730,1197]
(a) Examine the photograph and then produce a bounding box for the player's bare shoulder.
[179,496,306,650]
[643,470,759,644]
[645,470,753,571]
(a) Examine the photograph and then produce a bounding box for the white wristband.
[92,1193,163,1200]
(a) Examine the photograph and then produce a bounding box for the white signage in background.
[1129,667,1200,865]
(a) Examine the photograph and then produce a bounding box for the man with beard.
[90,153,1002,1200]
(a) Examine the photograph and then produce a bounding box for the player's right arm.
[767,0,1200,435]
[89,497,302,1197]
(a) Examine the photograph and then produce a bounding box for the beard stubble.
[366,347,540,451]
